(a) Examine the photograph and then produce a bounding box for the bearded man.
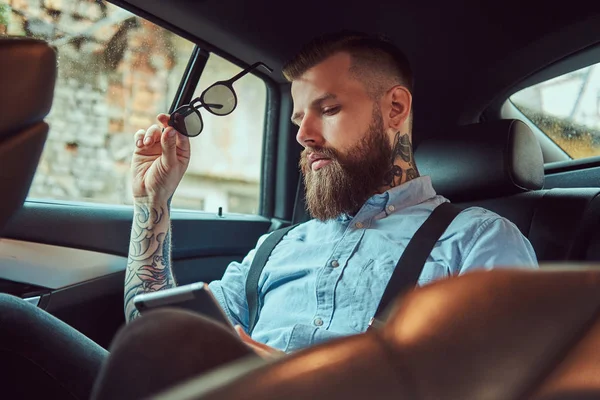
[123,31,537,360]
[0,31,538,400]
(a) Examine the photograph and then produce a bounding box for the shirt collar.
[336,176,437,222]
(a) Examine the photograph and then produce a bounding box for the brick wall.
[2,0,264,213]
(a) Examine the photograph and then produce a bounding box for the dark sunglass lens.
[202,84,236,116]
[171,107,203,136]
[184,111,203,137]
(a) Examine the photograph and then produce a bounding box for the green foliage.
[0,4,10,27]
[514,102,600,159]
[515,104,599,140]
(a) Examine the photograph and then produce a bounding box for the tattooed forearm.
[383,132,420,188]
[124,202,176,322]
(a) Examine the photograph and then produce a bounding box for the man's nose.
[295,117,323,148]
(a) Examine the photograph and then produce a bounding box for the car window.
[1,0,266,215]
[176,53,266,215]
[510,62,600,161]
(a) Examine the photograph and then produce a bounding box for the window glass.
[1,0,266,215]
[510,62,600,160]
[176,54,266,215]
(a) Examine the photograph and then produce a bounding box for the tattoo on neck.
[383,132,420,188]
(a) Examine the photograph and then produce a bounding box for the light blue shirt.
[209,176,538,352]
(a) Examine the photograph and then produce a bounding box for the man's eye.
[322,107,340,116]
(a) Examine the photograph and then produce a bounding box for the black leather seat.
[0,37,56,232]
[472,188,600,262]
[415,119,600,263]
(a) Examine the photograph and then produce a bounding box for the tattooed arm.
[124,201,176,322]
[126,113,190,322]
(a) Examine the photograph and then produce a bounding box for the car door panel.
[4,201,270,257]
[0,200,272,348]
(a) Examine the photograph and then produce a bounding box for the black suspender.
[245,202,463,333]
[369,202,463,328]
[245,224,298,334]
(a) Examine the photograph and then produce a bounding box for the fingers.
[134,124,162,149]
[157,113,190,149]
[134,113,190,157]
[155,113,190,151]
[144,124,162,146]
[235,326,269,358]
[235,326,266,349]
[157,113,170,127]
[134,129,145,148]
[235,325,250,341]
[160,125,178,166]
[175,125,190,148]
[235,326,284,359]
[251,346,273,360]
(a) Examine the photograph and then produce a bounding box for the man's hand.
[234,325,285,360]
[131,113,191,204]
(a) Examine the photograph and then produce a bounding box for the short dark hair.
[282,31,413,98]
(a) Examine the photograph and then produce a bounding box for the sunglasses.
[168,62,273,137]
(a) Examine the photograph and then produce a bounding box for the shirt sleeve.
[208,232,270,332]
[459,217,539,274]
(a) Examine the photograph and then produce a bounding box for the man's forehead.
[290,53,362,106]
[291,53,351,91]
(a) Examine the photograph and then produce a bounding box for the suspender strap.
[246,202,462,334]
[246,224,298,333]
[370,202,463,327]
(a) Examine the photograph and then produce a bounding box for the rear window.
[1,0,266,215]
[510,62,600,160]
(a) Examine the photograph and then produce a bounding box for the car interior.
[2,0,600,399]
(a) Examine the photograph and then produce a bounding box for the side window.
[510,62,600,160]
[175,54,266,215]
[1,0,266,215]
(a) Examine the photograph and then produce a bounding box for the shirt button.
[314,317,324,327]
[387,205,395,212]
[331,260,340,268]
[355,222,364,229]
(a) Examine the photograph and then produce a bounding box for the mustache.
[301,146,339,161]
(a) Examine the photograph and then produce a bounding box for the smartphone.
[133,282,234,331]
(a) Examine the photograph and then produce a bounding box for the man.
[124,31,537,358]
[0,31,537,400]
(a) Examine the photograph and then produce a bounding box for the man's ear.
[384,85,412,131]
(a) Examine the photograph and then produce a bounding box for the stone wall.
[2,0,264,213]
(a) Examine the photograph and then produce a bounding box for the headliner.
[117,0,600,138]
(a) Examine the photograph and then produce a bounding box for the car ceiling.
[117,0,600,143]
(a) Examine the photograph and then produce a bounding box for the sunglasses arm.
[226,62,273,85]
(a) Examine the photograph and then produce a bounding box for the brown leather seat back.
[0,37,56,232]
[153,268,600,400]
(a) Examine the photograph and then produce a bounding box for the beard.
[299,107,393,221]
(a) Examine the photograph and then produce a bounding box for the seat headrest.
[415,119,544,202]
[0,37,56,136]
[0,37,56,233]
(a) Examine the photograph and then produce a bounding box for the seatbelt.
[368,201,463,329]
[246,201,463,334]
[246,223,298,333]
[246,175,305,333]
